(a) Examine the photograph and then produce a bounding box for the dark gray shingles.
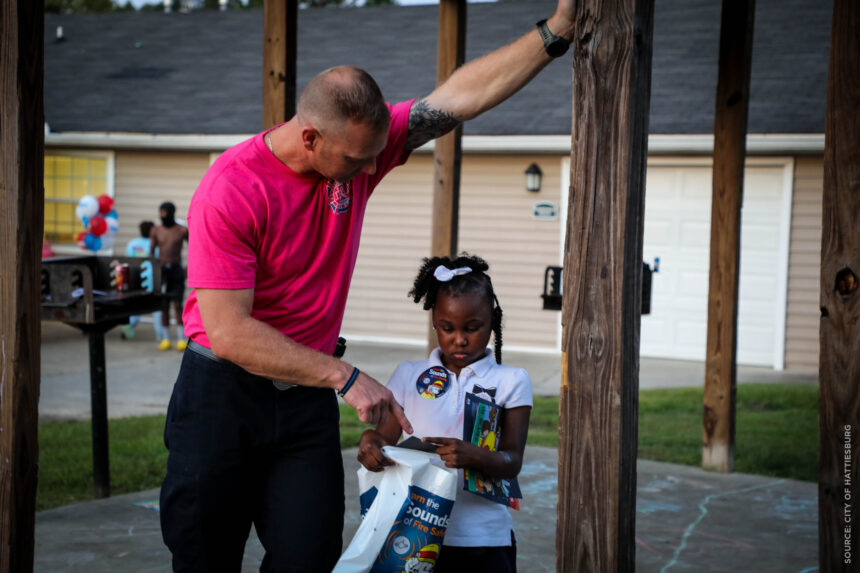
[44,0,831,136]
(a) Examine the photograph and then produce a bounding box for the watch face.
[547,39,569,58]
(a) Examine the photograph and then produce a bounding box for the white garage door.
[640,158,793,368]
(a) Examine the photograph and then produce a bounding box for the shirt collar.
[429,347,496,378]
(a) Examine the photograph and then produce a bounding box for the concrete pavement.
[35,447,818,572]
[34,320,820,571]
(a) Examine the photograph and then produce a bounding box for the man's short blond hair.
[297,66,389,134]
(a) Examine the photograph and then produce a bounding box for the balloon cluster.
[75,194,119,252]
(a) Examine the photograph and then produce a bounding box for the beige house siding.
[343,155,435,342]
[48,144,821,369]
[458,155,562,351]
[784,156,823,372]
[113,150,209,261]
[343,154,564,352]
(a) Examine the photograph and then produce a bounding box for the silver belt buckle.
[272,380,297,391]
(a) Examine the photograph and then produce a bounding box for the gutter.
[44,129,825,156]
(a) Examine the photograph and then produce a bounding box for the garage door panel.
[741,224,781,250]
[676,321,707,353]
[647,170,679,196]
[640,162,789,367]
[644,221,674,245]
[679,222,710,247]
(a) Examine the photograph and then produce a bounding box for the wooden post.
[263,0,298,129]
[428,0,466,349]
[556,0,654,570]
[0,0,45,570]
[430,0,465,260]
[701,0,755,473]
[818,0,860,569]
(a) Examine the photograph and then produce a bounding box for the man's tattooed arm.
[404,99,461,151]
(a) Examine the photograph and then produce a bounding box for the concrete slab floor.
[35,446,818,573]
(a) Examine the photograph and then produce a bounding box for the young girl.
[357,254,532,573]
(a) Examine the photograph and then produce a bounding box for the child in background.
[357,254,532,573]
[121,221,163,340]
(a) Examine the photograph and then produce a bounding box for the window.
[44,152,113,245]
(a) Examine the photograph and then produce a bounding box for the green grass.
[37,383,818,511]
[37,415,168,511]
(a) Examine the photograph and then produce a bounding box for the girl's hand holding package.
[357,429,397,472]
[422,436,489,470]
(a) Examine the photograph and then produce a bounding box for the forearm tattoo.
[405,99,461,150]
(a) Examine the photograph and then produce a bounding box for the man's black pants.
[160,349,344,572]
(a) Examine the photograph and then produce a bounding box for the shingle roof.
[44,0,831,136]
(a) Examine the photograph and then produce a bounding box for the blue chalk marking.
[637,499,682,515]
[660,479,785,573]
[797,567,818,573]
[133,499,160,512]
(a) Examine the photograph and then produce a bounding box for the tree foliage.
[46,0,115,13]
[46,0,395,12]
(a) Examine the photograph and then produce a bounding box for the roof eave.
[44,130,825,155]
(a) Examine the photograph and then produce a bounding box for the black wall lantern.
[525,163,543,193]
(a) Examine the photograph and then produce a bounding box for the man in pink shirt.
[160,5,575,571]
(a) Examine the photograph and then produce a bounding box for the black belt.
[186,339,296,390]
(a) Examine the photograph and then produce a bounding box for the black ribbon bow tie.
[472,384,497,399]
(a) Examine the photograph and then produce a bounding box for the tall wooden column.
[702,0,755,473]
[818,0,860,569]
[0,0,45,570]
[430,0,465,260]
[263,0,298,129]
[556,0,654,570]
[428,0,466,348]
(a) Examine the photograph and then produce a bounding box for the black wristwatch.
[536,19,570,58]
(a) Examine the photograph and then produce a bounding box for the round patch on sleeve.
[416,366,450,399]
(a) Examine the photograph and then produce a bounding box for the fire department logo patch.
[326,180,352,215]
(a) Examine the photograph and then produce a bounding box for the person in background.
[150,202,189,351]
[42,240,56,259]
[121,220,163,341]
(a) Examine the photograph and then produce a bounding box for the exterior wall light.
[525,163,543,193]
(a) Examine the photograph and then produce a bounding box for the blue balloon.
[83,233,102,252]
[106,210,118,219]
[82,216,90,228]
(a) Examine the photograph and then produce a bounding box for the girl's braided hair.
[409,253,503,364]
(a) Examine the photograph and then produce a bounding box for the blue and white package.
[334,446,458,573]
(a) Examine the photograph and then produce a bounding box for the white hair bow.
[434,265,472,282]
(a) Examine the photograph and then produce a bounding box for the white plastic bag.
[334,446,458,573]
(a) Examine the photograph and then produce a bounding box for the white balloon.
[76,195,99,220]
[106,217,120,235]
[100,234,115,250]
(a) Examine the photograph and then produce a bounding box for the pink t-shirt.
[182,100,414,354]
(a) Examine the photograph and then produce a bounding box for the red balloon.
[88,215,107,237]
[97,195,114,215]
[76,231,88,245]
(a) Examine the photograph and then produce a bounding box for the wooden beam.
[0,0,45,570]
[430,0,465,261]
[556,0,654,570]
[428,0,465,348]
[702,0,755,473]
[262,0,297,129]
[818,0,860,569]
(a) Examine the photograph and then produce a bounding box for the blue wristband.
[338,367,360,398]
